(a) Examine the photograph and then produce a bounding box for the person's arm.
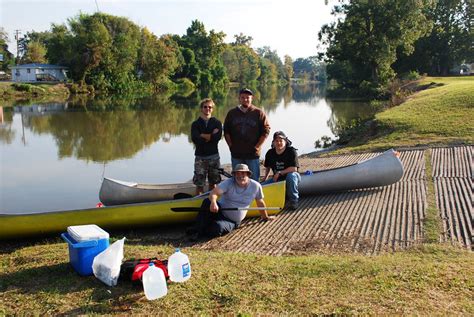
[273,166,298,182]
[255,111,270,153]
[210,119,223,142]
[191,121,206,145]
[263,167,271,181]
[208,186,224,213]
[256,198,274,221]
[224,133,232,148]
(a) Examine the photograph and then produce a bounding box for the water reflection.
[1,85,377,213]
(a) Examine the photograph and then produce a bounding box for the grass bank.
[1,239,472,315]
[332,76,474,153]
[0,82,70,105]
[1,76,473,314]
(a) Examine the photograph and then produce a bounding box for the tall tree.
[21,41,47,64]
[394,0,472,75]
[284,55,294,81]
[179,20,227,88]
[319,0,433,89]
[0,27,14,71]
[233,33,253,46]
[256,46,285,81]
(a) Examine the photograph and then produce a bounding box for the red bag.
[120,258,169,282]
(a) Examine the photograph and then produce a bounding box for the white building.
[11,63,68,82]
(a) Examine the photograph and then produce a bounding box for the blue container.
[61,232,109,276]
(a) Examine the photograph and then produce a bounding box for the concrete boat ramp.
[197,146,472,255]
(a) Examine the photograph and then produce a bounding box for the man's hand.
[209,201,219,213]
[200,133,211,142]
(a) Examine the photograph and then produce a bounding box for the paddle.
[171,207,281,212]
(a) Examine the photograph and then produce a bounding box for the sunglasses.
[202,106,213,109]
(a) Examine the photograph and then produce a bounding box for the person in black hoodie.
[191,98,223,195]
[262,131,301,210]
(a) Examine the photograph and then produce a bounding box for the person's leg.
[193,158,207,195]
[207,219,237,237]
[207,158,222,189]
[260,178,275,185]
[231,157,244,170]
[191,198,218,236]
[245,158,260,181]
[285,172,301,209]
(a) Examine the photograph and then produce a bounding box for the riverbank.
[0,82,70,105]
[1,76,473,315]
[310,76,473,156]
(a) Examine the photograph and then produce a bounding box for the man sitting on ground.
[187,164,274,240]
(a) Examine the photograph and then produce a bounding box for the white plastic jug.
[168,248,191,282]
[142,263,168,300]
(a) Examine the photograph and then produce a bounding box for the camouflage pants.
[193,157,221,187]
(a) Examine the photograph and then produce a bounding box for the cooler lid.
[67,224,109,242]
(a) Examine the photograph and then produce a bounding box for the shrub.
[12,83,33,92]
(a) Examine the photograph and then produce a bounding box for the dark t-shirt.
[223,106,270,159]
[264,146,299,181]
[191,117,222,157]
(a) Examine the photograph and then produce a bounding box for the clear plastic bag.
[92,237,125,286]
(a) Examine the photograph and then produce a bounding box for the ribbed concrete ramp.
[431,146,473,250]
[200,149,428,255]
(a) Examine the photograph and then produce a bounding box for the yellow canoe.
[0,182,285,240]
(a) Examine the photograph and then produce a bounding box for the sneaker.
[286,201,298,210]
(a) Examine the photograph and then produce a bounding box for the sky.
[1,0,335,59]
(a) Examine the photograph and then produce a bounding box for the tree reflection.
[18,86,374,162]
[0,107,15,144]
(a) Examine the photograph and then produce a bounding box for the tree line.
[1,14,322,95]
[318,0,472,98]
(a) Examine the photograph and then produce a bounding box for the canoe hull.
[99,177,202,206]
[0,182,285,240]
[299,149,404,195]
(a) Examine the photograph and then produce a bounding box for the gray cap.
[232,163,252,176]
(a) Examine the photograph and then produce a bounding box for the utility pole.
[14,29,21,62]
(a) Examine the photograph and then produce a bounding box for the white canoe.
[100,149,404,206]
[99,178,202,206]
[298,149,404,195]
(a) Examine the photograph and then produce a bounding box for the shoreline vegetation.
[1,76,473,315]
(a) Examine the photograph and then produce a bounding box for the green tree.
[21,41,47,64]
[259,57,278,84]
[284,55,293,81]
[137,29,182,91]
[394,0,473,75]
[256,46,285,82]
[319,0,433,90]
[0,27,15,72]
[179,20,227,88]
[233,33,253,46]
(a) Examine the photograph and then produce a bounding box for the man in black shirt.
[191,98,223,195]
[262,131,301,210]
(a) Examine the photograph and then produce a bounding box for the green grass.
[1,240,473,315]
[338,76,474,152]
[0,82,70,105]
[1,76,473,314]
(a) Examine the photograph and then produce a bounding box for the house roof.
[11,63,68,69]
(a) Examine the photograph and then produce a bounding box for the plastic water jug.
[142,263,168,300]
[168,248,191,282]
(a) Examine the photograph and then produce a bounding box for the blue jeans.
[262,172,301,203]
[231,158,260,181]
